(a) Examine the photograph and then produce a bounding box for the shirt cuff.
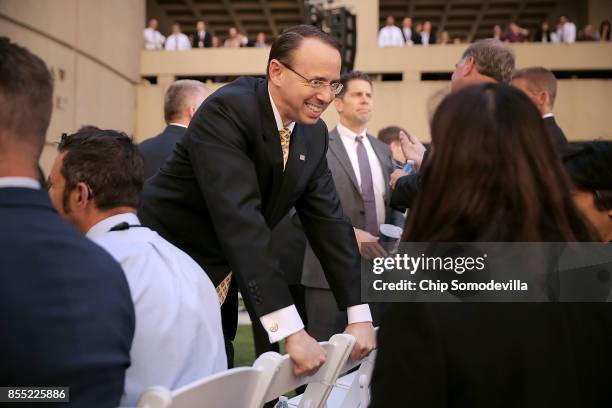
[347,304,373,324]
[259,305,304,344]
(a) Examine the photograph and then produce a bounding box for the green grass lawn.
[234,324,287,367]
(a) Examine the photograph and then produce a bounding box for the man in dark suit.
[192,20,212,48]
[512,66,569,150]
[301,71,404,340]
[139,25,376,374]
[138,79,208,180]
[390,39,516,211]
[0,37,135,407]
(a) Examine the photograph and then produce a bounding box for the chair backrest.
[260,333,355,407]
[337,348,377,408]
[137,357,283,408]
[335,327,379,408]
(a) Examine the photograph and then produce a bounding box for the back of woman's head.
[404,83,596,242]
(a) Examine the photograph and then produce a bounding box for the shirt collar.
[268,86,295,133]
[0,177,40,189]
[168,122,188,128]
[86,212,140,239]
[542,113,554,119]
[337,122,367,142]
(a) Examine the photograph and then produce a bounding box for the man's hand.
[399,131,426,170]
[389,169,407,190]
[285,329,327,376]
[344,321,377,362]
[354,228,387,259]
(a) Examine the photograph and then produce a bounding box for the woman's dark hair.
[403,83,597,242]
[266,24,341,78]
[599,20,611,41]
[563,141,612,211]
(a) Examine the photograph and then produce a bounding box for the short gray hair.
[164,79,207,122]
[461,39,515,84]
[512,66,558,107]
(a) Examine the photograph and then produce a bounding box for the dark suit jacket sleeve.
[294,127,362,310]
[185,97,294,318]
[370,303,446,408]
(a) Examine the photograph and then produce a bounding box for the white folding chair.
[137,353,283,408]
[290,328,379,408]
[262,333,355,408]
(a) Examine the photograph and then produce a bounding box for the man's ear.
[187,106,197,120]
[462,57,476,76]
[72,181,92,210]
[539,91,551,111]
[268,59,283,86]
[334,96,343,114]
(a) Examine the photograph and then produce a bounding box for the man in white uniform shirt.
[556,15,576,44]
[144,18,165,50]
[165,22,191,51]
[378,16,405,48]
[47,129,226,406]
[301,71,400,340]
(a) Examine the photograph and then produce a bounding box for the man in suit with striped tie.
[139,25,376,374]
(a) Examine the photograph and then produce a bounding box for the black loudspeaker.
[318,7,357,74]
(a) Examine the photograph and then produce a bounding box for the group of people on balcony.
[143,18,270,51]
[378,14,611,47]
[494,16,611,44]
[378,15,461,47]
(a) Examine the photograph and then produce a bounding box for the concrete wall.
[136,41,612,142]
[0,0,145,174]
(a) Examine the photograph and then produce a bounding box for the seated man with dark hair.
[0,38,135,407]
[47,129,226,406]
[564,141,612,242]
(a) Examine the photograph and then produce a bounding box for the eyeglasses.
[279,62,343,95]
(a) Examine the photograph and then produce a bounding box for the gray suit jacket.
[301,127,403,289]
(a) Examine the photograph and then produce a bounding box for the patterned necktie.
[216,272,233,305]
[279,127,291,169]
[355,135,379,235]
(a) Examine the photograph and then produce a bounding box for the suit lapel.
[256,80,284,220]
[328,128,360,193]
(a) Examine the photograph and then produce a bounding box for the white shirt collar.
[542,113,554,119]
[268,86,296,133]
[168,122,188,128]
[86,212,140,239]
[336,122,367,142]
[0,177,40,189]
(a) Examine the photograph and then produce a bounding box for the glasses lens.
[331,82,343,95]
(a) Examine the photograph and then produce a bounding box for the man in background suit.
[138,79,209,180]
[512,67,569,150]
[0,37,135,407]
[301,71,403,340]
[139,25,375,374]
[192,20,212,48]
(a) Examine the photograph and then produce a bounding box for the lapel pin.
[299,154,306,161]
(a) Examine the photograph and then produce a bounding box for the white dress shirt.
[378,25,405,48]
[0,177,40,189]
[87,213,226,406]
[336,122,386,227]
[260,90,372,343]
[143,27,165,50]
[402,27,413,45]
[421,31,431,45]
[556,22,576,44]
[164,33,191,51]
